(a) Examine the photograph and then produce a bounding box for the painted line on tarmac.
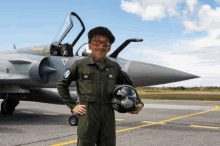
[21,111,34,114]
[21,111,59,115]
[143,104,219,111]
[159,105,219,123]
[116,119,124,124]
[49,105,219,146]
[115,119,124,121]
[141,122,220,129]
[42,113,59,115]
[50,140,77,146]
[142,121,166,124]
[190,125,220,129]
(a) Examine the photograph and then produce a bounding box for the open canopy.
[51,14,73,47]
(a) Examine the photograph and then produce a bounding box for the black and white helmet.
[111,84,138,113]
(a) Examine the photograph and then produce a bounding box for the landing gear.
[69,114,79,126]
[1,94,19,115]
[1,100,15,115]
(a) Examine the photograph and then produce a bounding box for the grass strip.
[139,94,220,101]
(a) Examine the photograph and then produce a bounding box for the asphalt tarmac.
[0,99,220,146]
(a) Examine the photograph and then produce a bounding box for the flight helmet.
[111,84,138,113]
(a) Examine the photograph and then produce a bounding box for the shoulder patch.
[63,70,71,79]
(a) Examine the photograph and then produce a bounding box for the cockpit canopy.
[52,15,73,47]
[50,12,85,57]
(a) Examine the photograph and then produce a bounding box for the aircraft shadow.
[0,109,71,126]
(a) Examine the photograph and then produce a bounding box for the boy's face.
[89,35,111,60]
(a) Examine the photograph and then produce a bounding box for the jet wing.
[0,72,29,80]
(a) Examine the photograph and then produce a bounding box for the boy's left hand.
[130,104,143,114]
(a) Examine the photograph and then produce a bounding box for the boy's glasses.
[91,40,110,47]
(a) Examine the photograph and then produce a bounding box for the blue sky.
[0,0,220,87]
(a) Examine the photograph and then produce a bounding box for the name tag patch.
[63,70,71,79]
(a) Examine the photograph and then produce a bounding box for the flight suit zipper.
[99,74,101,112]
[100,73,102,117]
[99,70,103,144]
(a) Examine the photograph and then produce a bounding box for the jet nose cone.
[127,61,199,87]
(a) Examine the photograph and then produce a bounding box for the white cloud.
[120,0,220,35]
[215,0,220,4]
[181,29,220,56]
[142,4,165,20]
[120,0,144,15]
[183,5,220,33]
[186,0,198,13]
[167,7,178,16]
[121,0,183,20]
[120,0,201,21]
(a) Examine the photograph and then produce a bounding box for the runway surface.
[0,99,220,146]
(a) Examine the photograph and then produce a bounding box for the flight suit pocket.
[78,80,93,94]
[78,72,93,95]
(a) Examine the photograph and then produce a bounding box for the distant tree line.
[136,86,220,91]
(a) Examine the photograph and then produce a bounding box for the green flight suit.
[56,54,143,146]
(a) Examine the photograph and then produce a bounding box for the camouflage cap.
[88,26,115,45]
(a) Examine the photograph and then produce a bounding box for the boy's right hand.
[72,105,86,115]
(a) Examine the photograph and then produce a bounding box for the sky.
[0,0,220,87]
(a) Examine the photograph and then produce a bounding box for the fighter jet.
[0,12,199,118]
